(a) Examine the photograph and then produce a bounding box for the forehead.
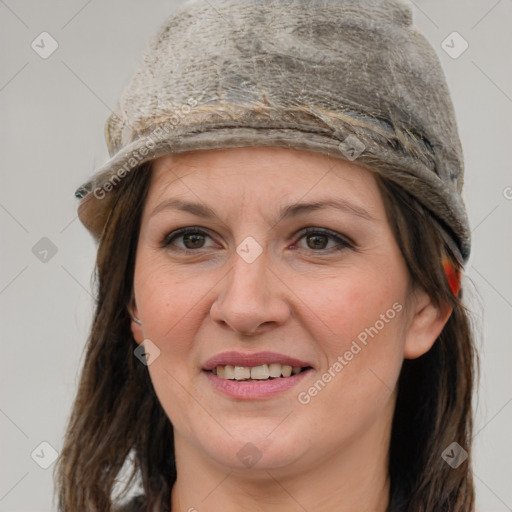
[138,147,391,239]
[147,146,380,205]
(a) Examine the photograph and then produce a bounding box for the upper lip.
[202,351,313,371]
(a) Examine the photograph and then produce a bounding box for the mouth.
[206,363,313,381]
[201,352,314,398]
[202,351,313,379]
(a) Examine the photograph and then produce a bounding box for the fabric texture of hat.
[75,0,471,263]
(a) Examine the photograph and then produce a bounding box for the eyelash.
[160,226,354,254]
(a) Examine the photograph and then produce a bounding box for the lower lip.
[203,369,312,400]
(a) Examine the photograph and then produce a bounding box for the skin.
[129,146,452,512]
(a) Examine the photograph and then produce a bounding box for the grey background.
[1,0,511,510]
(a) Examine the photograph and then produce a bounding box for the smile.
[202,351,314,398]
[210,363,311,381]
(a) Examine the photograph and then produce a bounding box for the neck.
[170,413,392,512]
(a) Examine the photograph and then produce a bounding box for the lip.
[203,367,313,400]
[202,351,312,371]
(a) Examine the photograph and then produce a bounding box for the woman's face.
[131,146,447,476]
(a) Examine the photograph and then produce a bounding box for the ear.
[403,288,453,359]
[128,296,144,345]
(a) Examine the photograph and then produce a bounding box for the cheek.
[295,264,407,414]
[304,263,406,352]
[134,257,209,351]
[134,260,210,434]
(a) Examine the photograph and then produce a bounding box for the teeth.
[234,366,251,380]
[251,364,269,380]
[268,363,282,378]
[212,363,306,380]
[224,365,235,379]
[281,365,292,377]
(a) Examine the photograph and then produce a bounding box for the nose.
[209,244,291,336]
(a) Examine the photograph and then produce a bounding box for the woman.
[54,0,478,511]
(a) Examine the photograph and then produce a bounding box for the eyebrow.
[149,198,376,223]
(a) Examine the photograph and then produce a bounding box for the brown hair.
[375,177,478,511]
[54,160,478,512]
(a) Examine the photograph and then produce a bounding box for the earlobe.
[403,289,453,359]
[128,299,144,345]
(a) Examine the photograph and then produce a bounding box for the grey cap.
[75,0,471,263]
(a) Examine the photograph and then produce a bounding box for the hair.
[53,158,479,512]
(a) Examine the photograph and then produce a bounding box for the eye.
[161,227,216,251]
[161,227,354,253]
[294,228,353,252]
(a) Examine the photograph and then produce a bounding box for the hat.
[75,0,471,263]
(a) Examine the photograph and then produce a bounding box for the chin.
[196,424,310,472]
